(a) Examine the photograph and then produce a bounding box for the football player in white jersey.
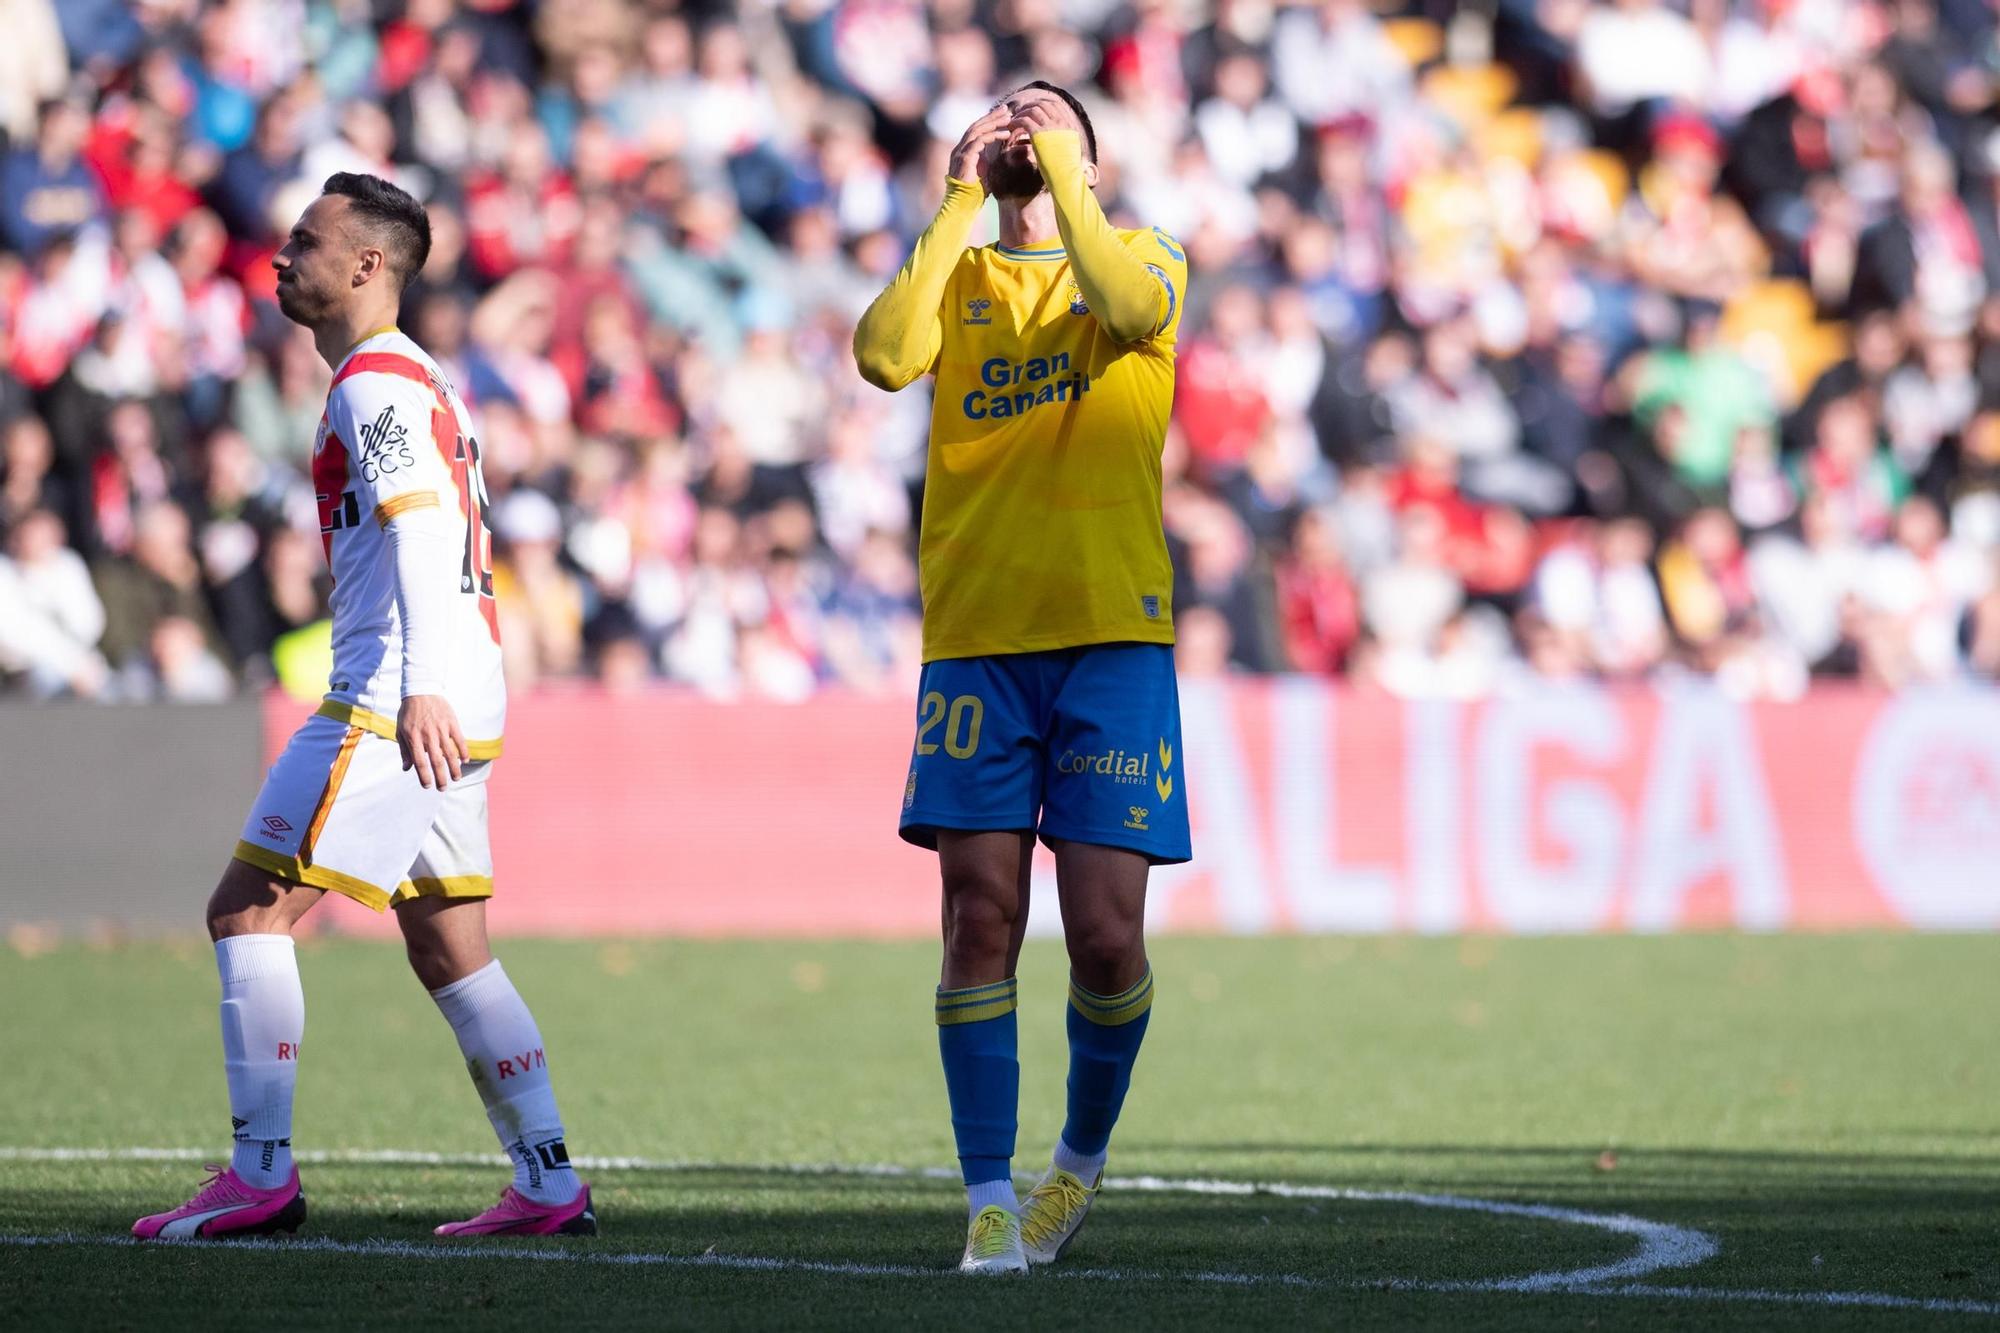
[134,174,595,1241]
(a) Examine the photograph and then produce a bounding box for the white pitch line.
[1116,1175,1717,1290]
[0,1144,1708,1292]
[4,1146,1994,1316]
[8,1232,1996,1317]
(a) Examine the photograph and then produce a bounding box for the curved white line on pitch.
[16,1143,1923,1311]
[3,1149,1995,1313]
[0,1144,1713,1290]
[1109,1175,1717,1291]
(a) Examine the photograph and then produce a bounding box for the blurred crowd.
[9,0,2000,702]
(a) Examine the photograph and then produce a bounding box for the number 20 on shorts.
[916,692,983,758]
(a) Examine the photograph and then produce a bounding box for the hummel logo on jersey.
[356,405,416,482]
[1125,806,1150,831]
[964,297,993,325]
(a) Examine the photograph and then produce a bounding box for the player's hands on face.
[398,694,467,791]
[1007,99,1066,141]
[950,106,1014,187]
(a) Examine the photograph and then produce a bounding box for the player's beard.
[274,273,334,328]
[985,152,1047,202]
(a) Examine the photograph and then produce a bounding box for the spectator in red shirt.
[1274,507,1360,673]
[1175,282,1272,480]
[464,120,580,282]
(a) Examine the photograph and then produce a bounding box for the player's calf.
[418,942,587,1218]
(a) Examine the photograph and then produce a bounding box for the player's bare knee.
[941,877,1018,964]
[1064,888,1144,980]
[1062,913,1145,991]
[396,901,493,991]
[206,863,291,940]
[402,937,460,991]
[943,892,1015,953]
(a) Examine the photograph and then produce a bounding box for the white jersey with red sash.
[312,328,505,748]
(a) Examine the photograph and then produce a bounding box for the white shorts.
[233,709,495,912]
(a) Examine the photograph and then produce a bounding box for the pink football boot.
[132,1165,307,1240]
[434,1184,597,1237]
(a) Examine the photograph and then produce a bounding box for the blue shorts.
[898,642,1191,864]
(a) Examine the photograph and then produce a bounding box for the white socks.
[967,1178,1019,1217]
[429,959,579,1205]
[1052,1140,1107,1185]
[212,942,577,1206]
[215,935,304,1190]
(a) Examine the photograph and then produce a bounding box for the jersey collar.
[332,325,401,378]
[345,324,400,355]
[994,240,1066,261]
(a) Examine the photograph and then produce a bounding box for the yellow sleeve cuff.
[374,491,442,526]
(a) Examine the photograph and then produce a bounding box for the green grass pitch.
[4,933,1999,1329]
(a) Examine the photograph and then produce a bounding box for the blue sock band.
[936,978,1019,1186]
[1061,969,1154,1158]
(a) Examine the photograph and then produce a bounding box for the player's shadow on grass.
[1111,1140,2000,1239]
[3,1163,1652,1285]
[15,1152,2000,1288]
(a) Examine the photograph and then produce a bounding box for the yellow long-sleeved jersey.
[853,130,1187,662]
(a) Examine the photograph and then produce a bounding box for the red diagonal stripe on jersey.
[312,428,350,566]
[332,351,456,456]
[329,347,499,645]
[332,351,445,405]
[331,350,463,510]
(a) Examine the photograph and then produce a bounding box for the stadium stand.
[5,0,2000,702]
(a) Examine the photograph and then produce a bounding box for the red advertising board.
[269,681,2000,938]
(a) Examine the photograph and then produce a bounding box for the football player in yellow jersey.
[854,83,1189,1277]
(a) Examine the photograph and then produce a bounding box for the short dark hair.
[321,172,432,289]
[1014,80,1097,164]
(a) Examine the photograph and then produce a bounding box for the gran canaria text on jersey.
[960,353,1093,420]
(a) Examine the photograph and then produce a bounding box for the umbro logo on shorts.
[262,816,293,835]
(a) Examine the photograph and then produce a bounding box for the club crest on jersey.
[964,297,993,325]
[312,419,330,456]
[356,405,416,482]
[1067,278,1089,315]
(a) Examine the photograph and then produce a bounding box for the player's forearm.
[852,178,984,390]
[1032,130,1166,344]
[386,506,457,697]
